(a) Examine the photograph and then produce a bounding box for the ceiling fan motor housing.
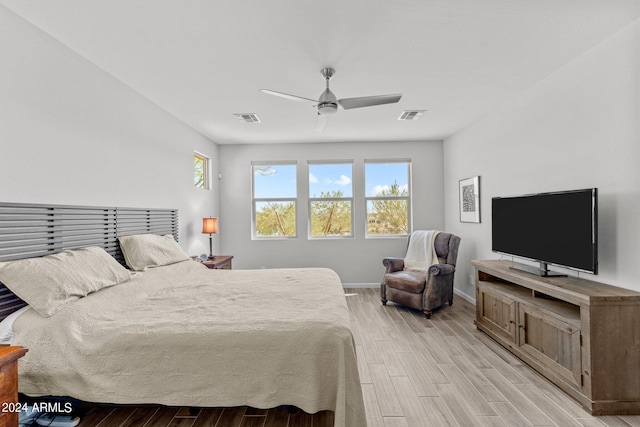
[318,87,338,114]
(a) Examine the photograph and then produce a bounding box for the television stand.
[473,259,640,415]
[509,261,566,277]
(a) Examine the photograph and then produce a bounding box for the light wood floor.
[47,288,640,426]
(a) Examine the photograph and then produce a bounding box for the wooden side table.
[194,255,234,270]
[0,346,28,427]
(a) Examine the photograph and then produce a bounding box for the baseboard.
[344,283,476,306]
[454,288,476,305]
[343,283,378,288]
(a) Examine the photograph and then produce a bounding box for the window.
[365,161,411,236]
[308,162,353,238]
[252,163,297,238]
[194,152,209,189]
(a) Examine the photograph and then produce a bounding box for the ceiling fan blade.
[338,93,402,110]
[259,89,317,105]
[315,113,329,132]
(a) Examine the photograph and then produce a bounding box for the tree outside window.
[194,153,209,189]
[365,162,411,236]
[309,163,353,238]
[252,164,296,238]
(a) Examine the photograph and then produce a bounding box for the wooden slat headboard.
[0,202,179,321]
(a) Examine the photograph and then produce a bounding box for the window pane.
[310,200,352,237]
[367,199,408,235]
[309,163,352,198]
[194,154,207,189]
[255,201,296,237]
[365,163,409,197]
[254,165,296,198]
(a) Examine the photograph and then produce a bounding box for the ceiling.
[1,0,638,145]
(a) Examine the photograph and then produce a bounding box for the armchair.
[381,231,461,318]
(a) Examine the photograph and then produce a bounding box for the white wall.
[444,20,640,300]
[0,6,219,256]
[219,141,443,284]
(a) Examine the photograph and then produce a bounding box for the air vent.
[398,110,426,121]
[234,113,261,123]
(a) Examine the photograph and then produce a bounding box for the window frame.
[251,161,297,239]
[307,161,354,239]
[194,152,210,190]
[364,159,412,238]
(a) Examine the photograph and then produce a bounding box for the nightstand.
[196,255,233,270]
[0,346,28,427]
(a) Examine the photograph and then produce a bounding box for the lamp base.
[208,235,215,260]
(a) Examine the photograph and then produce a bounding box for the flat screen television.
[492,188,598,276]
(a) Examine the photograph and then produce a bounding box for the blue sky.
[309,163,352,197]
[254,165,296,198]
[253,163,409,198]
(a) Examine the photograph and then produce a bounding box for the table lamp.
[202,217,218,259]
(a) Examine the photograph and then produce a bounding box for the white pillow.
[118,234,190,271]
[0,306,31,344]
[0,247,132,318]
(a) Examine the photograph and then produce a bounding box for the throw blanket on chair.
[403,230,440,271]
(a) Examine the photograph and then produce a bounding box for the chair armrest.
[382,257,405,273]
[428,263,455,276]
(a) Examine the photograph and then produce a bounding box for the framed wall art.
[459,176,480,223]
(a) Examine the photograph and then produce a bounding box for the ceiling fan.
[259,68,402,132]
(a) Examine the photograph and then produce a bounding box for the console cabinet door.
[477,283,517,343]
[517,304,582,389]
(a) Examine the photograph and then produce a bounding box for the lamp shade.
[202,217,219,234]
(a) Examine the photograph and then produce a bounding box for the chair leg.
[381,298,387,305]
[449,298,453,306]
[423,310,432,319]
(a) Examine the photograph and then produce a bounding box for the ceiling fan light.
[318,103,338,115]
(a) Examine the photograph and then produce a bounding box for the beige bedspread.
[13,261,366,427]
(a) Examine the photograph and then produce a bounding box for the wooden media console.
[473,259,640,415]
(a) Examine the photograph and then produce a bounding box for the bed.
[0,202,366,427]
